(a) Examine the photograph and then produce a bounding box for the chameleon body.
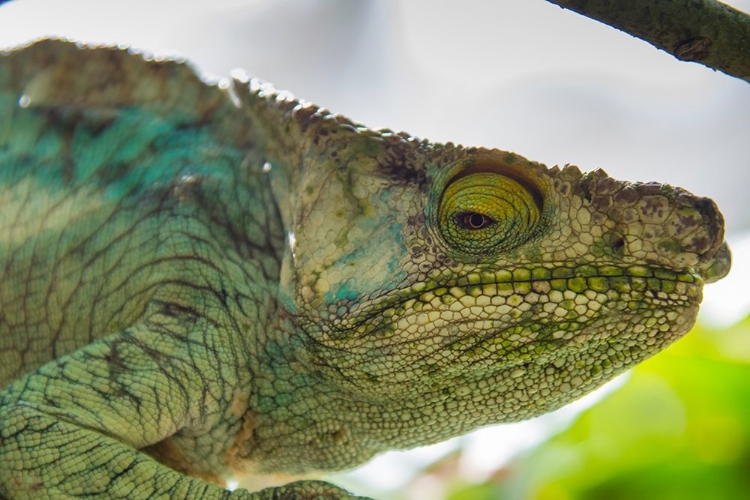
[0,40,731,499]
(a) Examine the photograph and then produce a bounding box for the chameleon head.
[255,85,731,450]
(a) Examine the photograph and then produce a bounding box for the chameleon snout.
[677,195,730,283]
[580,172,731,283]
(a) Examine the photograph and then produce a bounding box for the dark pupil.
[463,212,489,230]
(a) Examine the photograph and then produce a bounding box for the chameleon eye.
[439,172,540,256]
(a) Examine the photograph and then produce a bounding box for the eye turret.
[438,171,541,256]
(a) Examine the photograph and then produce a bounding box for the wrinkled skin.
[0,40,730,499]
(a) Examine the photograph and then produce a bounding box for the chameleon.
[0,39,731,499]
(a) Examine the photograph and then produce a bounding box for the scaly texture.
[0,39,731,499]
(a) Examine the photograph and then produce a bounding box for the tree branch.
[545,0,750,83]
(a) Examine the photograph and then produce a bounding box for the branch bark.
[545,0,750,83]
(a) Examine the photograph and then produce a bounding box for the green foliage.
[447,316,750,500]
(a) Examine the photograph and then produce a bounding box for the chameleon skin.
[0,40,731,499]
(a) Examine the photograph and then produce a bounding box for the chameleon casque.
[0,39,732,499]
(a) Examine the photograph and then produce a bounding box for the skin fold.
[0,39,731,499]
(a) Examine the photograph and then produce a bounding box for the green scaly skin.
[0,40,731,499]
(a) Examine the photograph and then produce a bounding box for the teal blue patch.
[333,281,360,302]
[320,219,407,304]
[1,101,243,205]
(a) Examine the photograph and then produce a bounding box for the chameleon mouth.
[329,263,705,339]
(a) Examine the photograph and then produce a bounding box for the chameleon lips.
[326,264,704,343]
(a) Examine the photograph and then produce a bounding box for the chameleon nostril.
[607,232,626,257]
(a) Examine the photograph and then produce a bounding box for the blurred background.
[1,1,749,498]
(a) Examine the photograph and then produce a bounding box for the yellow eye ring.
[438,172,540,256]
